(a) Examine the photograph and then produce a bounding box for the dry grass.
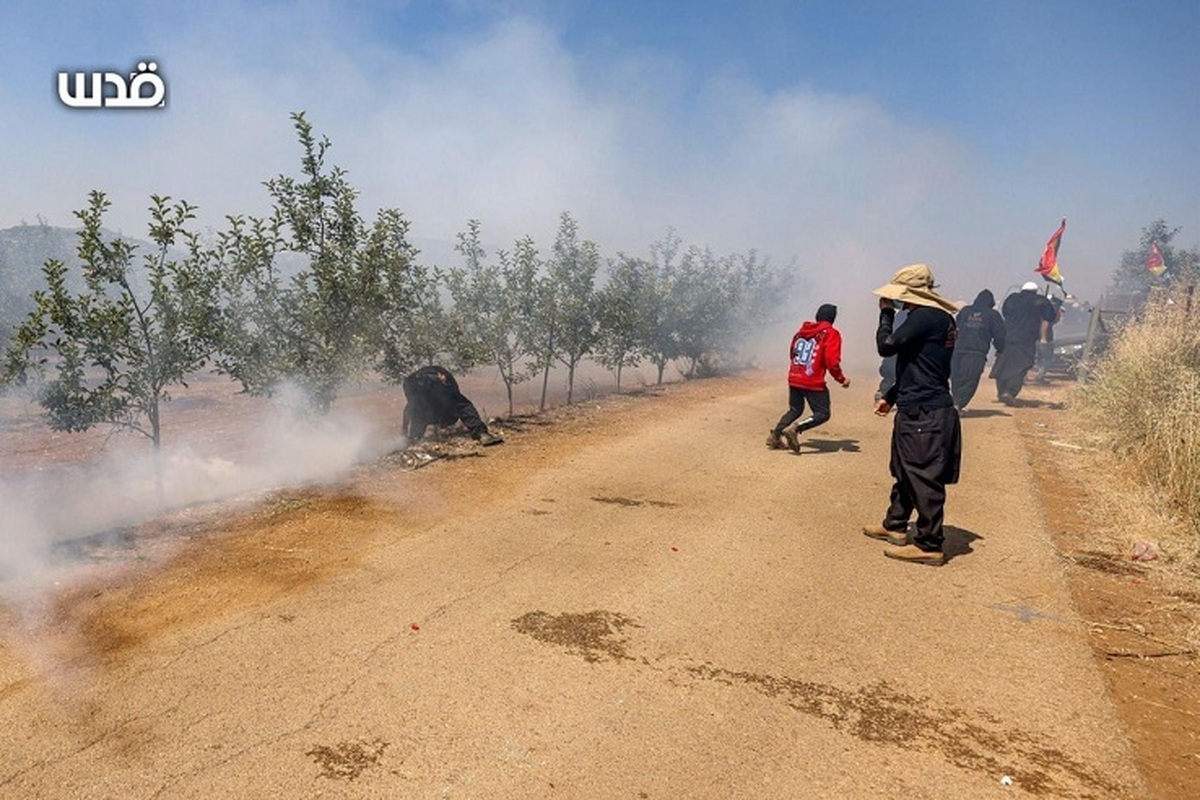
[1074,287,1200,565]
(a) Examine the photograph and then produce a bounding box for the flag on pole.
[1035,218,1066,286]
[1147,241,1167,277]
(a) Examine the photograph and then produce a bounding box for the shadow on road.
[959,408,1008,419]
[943,525,983,562]
[801,438,861,454]
[1019,399,1067,410]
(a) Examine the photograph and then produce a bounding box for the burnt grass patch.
[591,495,679,509]
[687,664,1124,799]
[511,610,640,663]
[307,739,389,780]
[512,610,1128,798]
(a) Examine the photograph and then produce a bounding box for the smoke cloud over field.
[2,4,1195,316]
[0,386,386,611]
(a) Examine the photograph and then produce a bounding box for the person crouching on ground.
[863,265,961,566]
[766,303,850,454]
[402,365,504,447]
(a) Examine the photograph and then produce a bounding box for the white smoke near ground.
[0,381,384,614]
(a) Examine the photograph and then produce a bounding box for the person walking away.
[862,264,961,566]
[766,303,850,453]
[991,282,1057,404]
[950,289,1005,410]
[402,365,504,446]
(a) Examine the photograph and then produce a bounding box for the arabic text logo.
[57,61,166,109]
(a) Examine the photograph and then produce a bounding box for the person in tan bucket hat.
[871,263,961,314]
[862,264,961,566]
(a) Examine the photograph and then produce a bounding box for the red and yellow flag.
[1147,241,1167,277]
[1035,218,1066,286]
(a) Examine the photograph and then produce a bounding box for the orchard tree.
[723,248,788,365]
[444,221,538,416]
[1110,219,1199,294]
[546,213,599,404]
[528,212,600,407]
[380,263,447,379]
[214,112,419,410]
[669,245,740,379]
[640,229,684,385]
[2,191,219,477]
[594,254,650,390]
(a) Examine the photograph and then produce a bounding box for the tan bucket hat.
[872,264,960,313]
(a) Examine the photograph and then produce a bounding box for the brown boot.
[765,430,785,450]
[862,524,909,546]
[781,425,801,453]
[883,544,945,566]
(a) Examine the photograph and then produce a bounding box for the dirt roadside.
[0,370,1194,798]
[1008,381,1199,800]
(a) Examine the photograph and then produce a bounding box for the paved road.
[0,373,1145,798]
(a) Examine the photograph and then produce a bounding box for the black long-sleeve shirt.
[877,305,956,410]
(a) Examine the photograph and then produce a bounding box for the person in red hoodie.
[766,303,850,453]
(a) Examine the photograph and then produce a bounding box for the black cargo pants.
[882,404,962,552]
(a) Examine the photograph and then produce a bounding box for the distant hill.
[0,224,85,350]
[0,223,161,352]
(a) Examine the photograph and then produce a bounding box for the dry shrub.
[1077,287,1200,543]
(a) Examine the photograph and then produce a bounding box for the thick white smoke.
[0,382,384,608]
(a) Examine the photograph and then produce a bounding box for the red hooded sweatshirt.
[788,320,847,390]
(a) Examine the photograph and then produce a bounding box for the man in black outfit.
[862,264,961,566]
[950,289,1006,411]
[991,282,1057,404]
[402,365,503,446]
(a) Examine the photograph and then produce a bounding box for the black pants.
[991,341,1036,400]
[950,351,987,409]
[881,404,961,552]
[773,386,832,435]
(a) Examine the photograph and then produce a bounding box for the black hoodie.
[954,289,1006,356]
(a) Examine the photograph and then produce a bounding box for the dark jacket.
[954,290,1006,356]
[1001,289,1057,345]
[402,365,464,438]
[877,305,956,410]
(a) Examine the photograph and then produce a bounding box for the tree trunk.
[539,328,555,411]
[150,401,164,508]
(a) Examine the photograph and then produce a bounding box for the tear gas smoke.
[0,382,387,611]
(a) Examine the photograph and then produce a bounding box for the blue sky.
[1,0,1196,308]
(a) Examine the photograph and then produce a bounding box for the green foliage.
[636,228,786,383]
[640,229,685,385]
[0,222,83,353]
[594,254,651,390]
[669,245,741,379]
[546,213,599,404]
[214,111,421,411]
[2,191,218,450]
[1110,219,1200,294]
[3,112,797,445]
[444,220,539,415]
